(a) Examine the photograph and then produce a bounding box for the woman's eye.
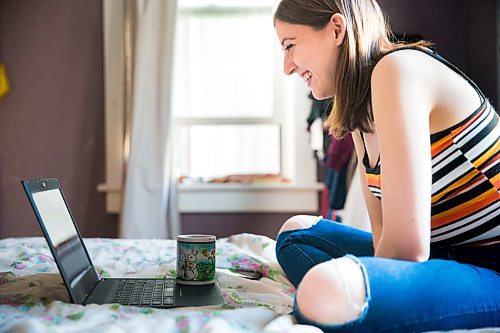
[283,44,294,52]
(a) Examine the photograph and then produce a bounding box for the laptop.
[21,178,224,308]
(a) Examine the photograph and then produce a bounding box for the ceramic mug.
[176,234,216,285]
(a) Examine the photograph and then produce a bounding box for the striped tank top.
[362,48,499,248]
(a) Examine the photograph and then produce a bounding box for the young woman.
[273,0,499,332]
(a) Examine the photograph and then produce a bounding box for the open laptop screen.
[23,179,98,303]
[32,189,92,283]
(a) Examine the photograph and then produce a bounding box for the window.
[176,124,281,179]
[99,0,322,213]
[172,1,283,180]
[173,1,322,212]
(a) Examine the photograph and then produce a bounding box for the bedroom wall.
[0,0,118,238]
[0,0,497,240]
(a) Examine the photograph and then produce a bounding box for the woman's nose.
[283,54,297,76]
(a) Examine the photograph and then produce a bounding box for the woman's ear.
[330,13,346,46]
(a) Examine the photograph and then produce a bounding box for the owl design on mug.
[178,247,198,280]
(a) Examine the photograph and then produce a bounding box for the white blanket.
[0,234,320,333]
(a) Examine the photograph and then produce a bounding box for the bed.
[0,233,321,332]
[0,233,498,333]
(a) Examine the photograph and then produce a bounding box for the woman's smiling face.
[275,18,342,100]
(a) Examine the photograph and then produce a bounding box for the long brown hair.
[274,0,430,138]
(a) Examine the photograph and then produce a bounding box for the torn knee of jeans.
[336,255,370,321]
[278,215,323,235]
[294,255,371,328]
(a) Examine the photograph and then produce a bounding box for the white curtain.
[120,0,180,239]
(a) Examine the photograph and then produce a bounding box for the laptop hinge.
[70,265,94,288]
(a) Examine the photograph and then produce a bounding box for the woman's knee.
[295,257,368,326]
[277,215,321,236]
[275,215,320,269]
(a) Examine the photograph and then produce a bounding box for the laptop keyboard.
[109,279,175,306]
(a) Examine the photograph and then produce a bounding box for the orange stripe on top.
[480,152,500,172]
[473,140,500,169]
[431,135,454,158]
[431,169,480,204]
[451,107,485,137]
[431,188,499,228]
[491,173,500,190]
[366,174,381,187]
[436,176,486,205]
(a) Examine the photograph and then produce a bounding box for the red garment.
[327,132,354,170]
[321,185,330,218]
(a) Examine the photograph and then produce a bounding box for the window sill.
[177,182,323,213]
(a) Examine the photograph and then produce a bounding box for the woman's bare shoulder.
[372,49,434,83]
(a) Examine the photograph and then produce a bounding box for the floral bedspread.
[0,233,321,333]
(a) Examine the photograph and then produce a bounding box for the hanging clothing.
[306,94,354,214]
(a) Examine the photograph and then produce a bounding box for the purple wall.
[0,0,497,239]
[378,0,498,108]
[0,0,118,238]
[182,212,309,239]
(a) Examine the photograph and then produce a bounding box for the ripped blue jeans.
[276,219,500,333]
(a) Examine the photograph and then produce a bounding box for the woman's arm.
[370,50,434,262]
[352,132,383,250]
